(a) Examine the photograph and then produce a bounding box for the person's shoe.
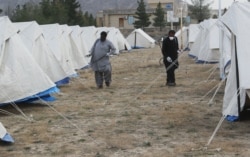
[105,82,110,87]
[168,82,176,86]
[97,85,103,89]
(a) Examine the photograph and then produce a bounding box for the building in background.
[96,0,183,29]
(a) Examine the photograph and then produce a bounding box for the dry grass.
[1,46,250,157]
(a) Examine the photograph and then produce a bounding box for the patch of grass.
[187,128,197,133]
[142,141,151,147]
[122,111,129,116]
[24,146,31,150]
[95,152,105,157]
[116,120,122,124]
[147,131,155,136]
[78,138,86,142]
[33,140,43,143]
[6,147,14,152]
[114,129,124,134]
[165,122,175,129]
[225,124,236,130]
[162,134,170,137]
[137,115,142,120]
[82,106,93,110]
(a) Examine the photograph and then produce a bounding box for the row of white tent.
[1,16,131,105]
[184,2,250,121]
[0,17,159,105]
[0,15,157,143]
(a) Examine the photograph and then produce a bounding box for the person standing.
[87,31,116,89]
[161,30,179,86]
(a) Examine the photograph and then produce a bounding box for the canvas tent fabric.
[188,22,206,59]
[40,24,77,77]
[0,16,57,104]
[175,26,189,50]
[61,24,89,70]
[216,21,232,79]
[70,25,89,69]
[220,2,250,120]
[196,19,220,63]
[0,122,14,143]
[81,26,98,52]
[126,28,156,49]
[189,19,220,63]
[188,24,200,50]
[13,21,68,84]
[81,26,98,63]
[106,27,132,52]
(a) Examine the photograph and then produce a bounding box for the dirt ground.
[1,46,250,157]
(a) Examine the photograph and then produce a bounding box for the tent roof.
[0,16,18,45]
[13,21,42,40]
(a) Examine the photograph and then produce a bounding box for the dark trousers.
[164,60,176,83]
[95,70,111,86]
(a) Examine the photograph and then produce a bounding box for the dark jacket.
[162,36,179,61]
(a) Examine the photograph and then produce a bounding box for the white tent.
[60,24,88,70]
[220,2,250,120]
[40,24,76,77]
[81,26,98,63]
[189,19,220,63]
[0,16,57,104]
[70,25,89,69]
[0,122,14,143]
[189,20,210,59]
[107,27,132,52]
[175,26,189,50]
[188,24,200,50]
[188,23,203,58]
[196,19,220,63]
[126,28,156,49]
[60,25,78,70]
[81,26,98,51]
[13,21,68,85]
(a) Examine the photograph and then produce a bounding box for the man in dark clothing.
[161,30,179,86]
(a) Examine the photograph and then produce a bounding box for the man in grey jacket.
[87,31,116,89]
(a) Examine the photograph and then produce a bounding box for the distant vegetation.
[188,0,211,22]
[152,2,166,31]
[10,0,96,26]
[133,0,151,30]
